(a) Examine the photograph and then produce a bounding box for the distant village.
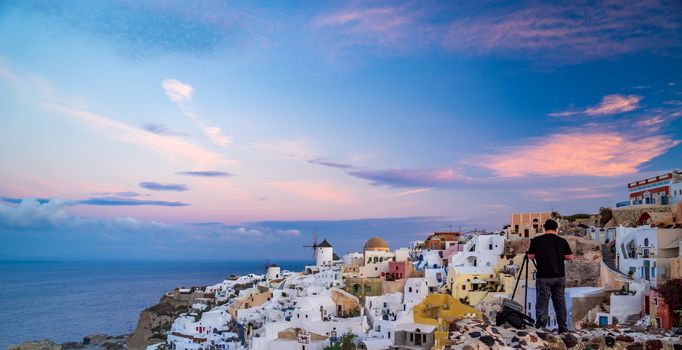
[122,171,682,350]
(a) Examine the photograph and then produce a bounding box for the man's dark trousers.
[535,277,567,331]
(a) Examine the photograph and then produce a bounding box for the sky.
[1,0,681,260]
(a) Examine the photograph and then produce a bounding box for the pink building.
[644,290,673,330]
[384,261,413,281]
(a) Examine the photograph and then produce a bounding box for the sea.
[0,260,310,349]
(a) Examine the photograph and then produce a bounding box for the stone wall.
[612,205,672,227]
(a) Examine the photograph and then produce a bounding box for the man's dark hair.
[543,219,558,231]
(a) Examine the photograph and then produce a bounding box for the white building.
[447,234,505,274]
[524,285,603,330]
[266,264,281,280]
[615,225,682,287]
[365,292,415,341]
[316,239,334,267]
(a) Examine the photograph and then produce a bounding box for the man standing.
[527,219,573,333]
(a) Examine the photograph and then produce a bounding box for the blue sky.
[1,0,681,259]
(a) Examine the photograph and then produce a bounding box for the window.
[462,284,466,290]
[409,287,413,292]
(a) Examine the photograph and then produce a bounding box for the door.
[643,261,650,281]
[599,316,608,326]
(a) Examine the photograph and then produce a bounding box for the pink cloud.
[585,95,642,116]
[550,94,642,117]
[481,131,678,177]
[638,115,665,127]
[313,1,682,63]
[46,103,233,169]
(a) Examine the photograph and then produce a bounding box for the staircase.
[601,244,618,271]
[601,244,632,279]
[621,313,641,327]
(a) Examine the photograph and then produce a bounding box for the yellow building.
[413,294,481,348]
[447,268,498,305]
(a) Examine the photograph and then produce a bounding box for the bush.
[658,278,682,327]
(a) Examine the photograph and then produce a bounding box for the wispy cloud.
[314,1,682,63]
[1,196,188,208]
[139,182,188,192]
[48,103,230,168]
[91,191,146,198]
[480,130,679,177]
[0,62,232,169]
[308,158,356,169]
[141,122,188,137]
[347,167,467,188]
[637,116,666,128]
[79,197,189,207]
[388,188,432,197]
[161,78,232,147]
[260,140,471,189]
[550,94,642,117]
[1,197,52,205]
[176,171,235,177]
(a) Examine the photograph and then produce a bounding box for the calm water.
[0,260,309,349]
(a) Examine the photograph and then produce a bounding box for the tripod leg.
[511,255,527,299]
[524,254,529,314]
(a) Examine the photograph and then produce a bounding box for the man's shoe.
[557,328,569,334]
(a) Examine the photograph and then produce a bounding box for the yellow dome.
[364,236,389,251]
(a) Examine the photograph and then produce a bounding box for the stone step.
[601,244,628,278]
[621,314,641,326]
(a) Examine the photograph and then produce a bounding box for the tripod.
[510,252,537,314]
[496,252,538,329]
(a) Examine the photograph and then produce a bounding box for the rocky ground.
[127,287,209,350]
[12,318,682,350]
[9,334,128,350]
[447,317,682,350]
